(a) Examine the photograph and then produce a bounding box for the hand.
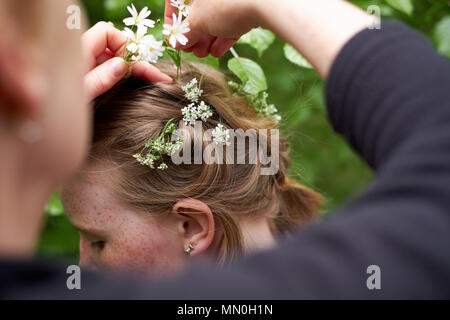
[164,0,261,57]
[83,22,172,101]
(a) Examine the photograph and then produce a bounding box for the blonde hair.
[91,60,323,264]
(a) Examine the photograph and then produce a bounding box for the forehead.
[60,168,132,231]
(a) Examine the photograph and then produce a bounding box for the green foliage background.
[38,0,450,261]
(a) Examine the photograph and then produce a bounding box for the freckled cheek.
[101,230,180,274]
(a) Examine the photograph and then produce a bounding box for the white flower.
[273,114,282,123]
[212,124,230,146]
[267,104,278,115]
[182,78,203,102]
[123,25,147,54]
[181,103,198,125]
[197,101,213,122]
[158,163,168,170]
[140,35,164,63]
[123,4,155,30]
[134,153,155,168]
[170,0,194,17]
[163,13,190,48]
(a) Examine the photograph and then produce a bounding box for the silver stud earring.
[18,120,42,144]
[185,243,194,255]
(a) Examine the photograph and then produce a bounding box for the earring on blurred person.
[185,243,194,255]
[17,119,42,144]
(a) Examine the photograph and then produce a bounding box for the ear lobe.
[172,199,215,257]
[0,36,47,118]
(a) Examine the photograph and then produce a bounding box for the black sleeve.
[4,21,450,299]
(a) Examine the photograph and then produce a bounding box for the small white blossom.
[133,153,144,163]
[163,13,190,48]
[273,114,282,123]
[197,101,213,122]
[134,153,155,168]
[123,4,155,30]
[158,163,168,170]
[182,78,203,102]
[140,35,164,63]
[123,25,147,54]
[170,0,194,17]
[267,104,278,114]
[181,103,198,125]
[212,124,230,146]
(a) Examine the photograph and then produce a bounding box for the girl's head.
[61,61,322,276]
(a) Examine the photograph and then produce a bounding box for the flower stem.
[230,47,239,58]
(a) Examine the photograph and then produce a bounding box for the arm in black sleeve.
[138,21,450,299]
[6,21,450,299]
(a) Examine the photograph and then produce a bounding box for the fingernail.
[112,58,127,77]
[161,73,173,83]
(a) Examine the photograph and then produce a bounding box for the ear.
[0,32,47,119]
[172,198,215,257]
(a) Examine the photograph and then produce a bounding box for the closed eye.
[90,240,105,250]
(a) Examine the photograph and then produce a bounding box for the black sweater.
[1,21,450,299]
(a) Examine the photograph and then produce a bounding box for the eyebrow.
[71,223,106,237]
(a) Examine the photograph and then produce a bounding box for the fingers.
[85,58,173,101]
[164,0,178,25]
[188,37,237,58]
[210,38,238,57]
[131,61,173,84]
[95,48,114,66]
[82,21,128,70]
[193,35,216,58]
[84,57,128,101]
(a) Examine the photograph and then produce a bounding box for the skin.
[0,0,171,256]
[0,0,88,255]
[61,169,186,276]
[61,164,276,276]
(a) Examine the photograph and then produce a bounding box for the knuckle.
[93,21,111,32]
[95,21,108,27]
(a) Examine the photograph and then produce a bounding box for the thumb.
[84,57,128,101]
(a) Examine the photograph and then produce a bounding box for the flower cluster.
[181,78,230,146]
[121,4,190,66]
[134,118,184,170]
[182,78,203,102]
[228,81,282,123]
[134,78,230,170]
[181,101,213,125]
[212,124,231,146]
[181,79,212,125]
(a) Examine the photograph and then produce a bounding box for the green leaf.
[181,51,219,69]
[227,57,267,95]
[352,1,394,16]
[384,0,413,15]
[237,27,276,57]
[45,193,65,217]
[433,16,450,59]
[283,44,313,69]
